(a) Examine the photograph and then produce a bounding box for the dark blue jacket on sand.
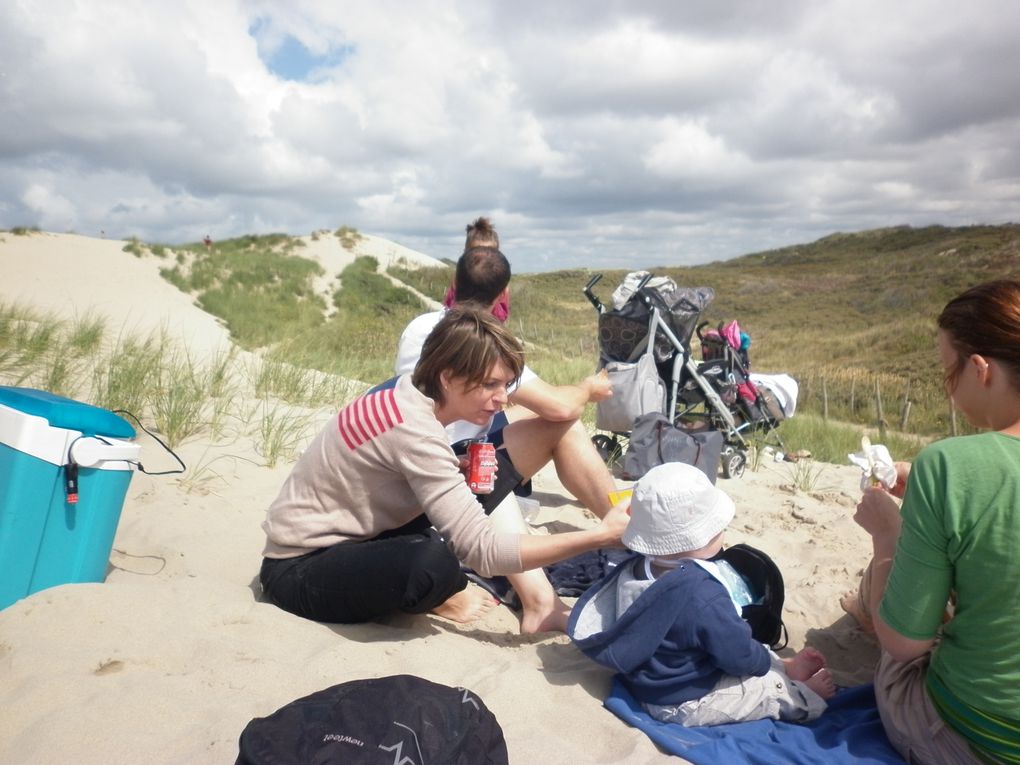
[567,554,770,706]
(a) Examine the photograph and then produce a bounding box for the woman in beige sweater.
[260,308,629,630]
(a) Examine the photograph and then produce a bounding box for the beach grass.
[781,458,833,493]
[0,302,349,455]
[250,397,317,467]
[775,413,926,464]
[250,357,358,409]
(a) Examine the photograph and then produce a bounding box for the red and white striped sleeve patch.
[337,388,404,450]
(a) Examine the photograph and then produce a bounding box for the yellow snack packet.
[608,489,633,506]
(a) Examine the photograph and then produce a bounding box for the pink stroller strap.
[443,285,511,322]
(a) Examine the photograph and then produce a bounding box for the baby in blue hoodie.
[568,462,834,726]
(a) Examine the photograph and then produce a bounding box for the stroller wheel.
[591,434,621,465]
[720,446,747,479]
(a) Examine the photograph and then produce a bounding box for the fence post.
[899,379,912,431]
[900,401,912,432]
[849,377,856,419]
[822,377,829,421]
[875,378,887,440]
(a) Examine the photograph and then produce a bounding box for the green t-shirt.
[880,432,1020,718]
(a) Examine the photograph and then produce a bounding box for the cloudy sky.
[2,1,1019,272]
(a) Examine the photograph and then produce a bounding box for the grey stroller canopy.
[597,272,714,364]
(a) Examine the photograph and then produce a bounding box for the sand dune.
[0,232,234,360]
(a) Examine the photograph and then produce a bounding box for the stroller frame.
[682,320,788,455]
[584,272,781,479]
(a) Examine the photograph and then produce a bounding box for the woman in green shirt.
[851,280,1020,765]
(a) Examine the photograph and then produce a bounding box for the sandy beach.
[0,232,881,764]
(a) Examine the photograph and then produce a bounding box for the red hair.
[938,280,1020,392]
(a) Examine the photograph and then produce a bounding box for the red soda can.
[467,440,497,494]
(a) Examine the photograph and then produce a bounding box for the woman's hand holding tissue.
[848,437,898,491]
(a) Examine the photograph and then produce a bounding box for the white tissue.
[848,439,897,490]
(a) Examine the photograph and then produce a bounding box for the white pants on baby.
[644,650,828,727]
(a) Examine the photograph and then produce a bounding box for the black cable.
[112,409,187,475]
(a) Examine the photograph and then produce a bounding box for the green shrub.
[388,263,453,303]
[122,238,144,257]
[159,234,327,348]
[335,225,363,250]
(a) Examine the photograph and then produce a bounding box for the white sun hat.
[621,462,735,556]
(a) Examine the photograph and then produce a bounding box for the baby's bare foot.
[805,667,836,700]
[839,589,875,633]
[432,585,498,623]
[786,647,827,682]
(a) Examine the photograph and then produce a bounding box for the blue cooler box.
[0,386,141,610]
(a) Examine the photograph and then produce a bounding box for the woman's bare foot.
[520,597,571,635]
[784,647,827,682]
[839,589,874,632]
[431,585,498,623]
[804,667,836,699]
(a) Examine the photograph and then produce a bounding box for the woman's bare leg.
[840,588,875,632]
[489,494,571,634]
[501,410,616,519]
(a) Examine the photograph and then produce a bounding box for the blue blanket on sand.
[605,680,906,764]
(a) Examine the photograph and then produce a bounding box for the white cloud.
[0,0,1018,270]
[645,119,752,179]
[21,183,76,230]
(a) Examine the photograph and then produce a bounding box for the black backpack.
[236,674,508,765]
[713,543,788,650]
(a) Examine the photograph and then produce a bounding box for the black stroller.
[583,271,787,479]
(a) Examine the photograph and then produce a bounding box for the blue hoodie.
[567,554,770,706]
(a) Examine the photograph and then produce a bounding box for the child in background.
[568,462,835,726]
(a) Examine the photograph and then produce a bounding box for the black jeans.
[260,519,465,624]
[260,450,522,624]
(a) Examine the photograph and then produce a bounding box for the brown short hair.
[412,307,524,402]
[938,279,1020,392]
